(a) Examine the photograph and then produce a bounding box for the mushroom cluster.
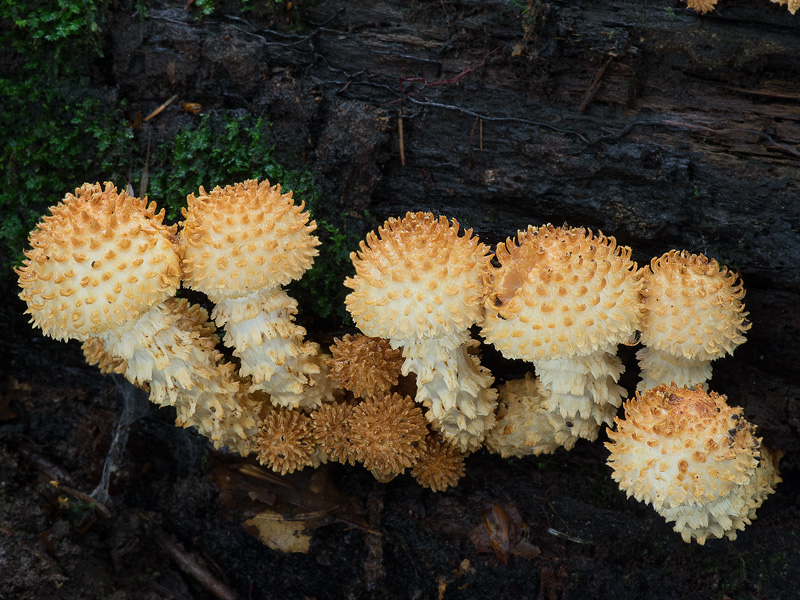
[17,185,780,525]
[16,182,261,453]
[606,384,780,544]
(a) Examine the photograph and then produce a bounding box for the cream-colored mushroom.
[637,250,750,391]
[16,182,260,452]
[345,212,497,452]
[180,179,329,411]
[484,373,583,458]
[606,384,780,544]
[482,225,642,436]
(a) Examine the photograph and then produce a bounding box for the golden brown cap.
[180,179,319,295]
[327,334,403,399]
[606,384,761,511]
[16,182,180,341]
[482,225,641,360]
[410,434,466,492]
[345,212,490,341]
[310,400,357,465]
[640,250,750,361]
[252,408,317,475]
[349,393,428,479]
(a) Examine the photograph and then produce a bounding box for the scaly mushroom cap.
[327,334,404,399]
[411,434,466,492]
[606,384,761,511]
[349,393,428,480]
[179,179,320,295]
[16,182,180,341]
[310,400,357,465]
[640,250,750,361]
[252,407,317,475]
[482,225,642,360]
[345,212,490,341]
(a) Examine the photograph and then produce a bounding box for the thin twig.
[156,530,238,600]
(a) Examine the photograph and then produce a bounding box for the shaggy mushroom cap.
[17,182,180,341]
[310,400,357,465]
[345,212,490,341]
[349,393,428,481]
[252,408,317,475]
[411,434,466,492]
[482,224,641,360]
[327,334,403,399]
[606,384,777,544]
[639,250,750,363]
[180,179,320,296]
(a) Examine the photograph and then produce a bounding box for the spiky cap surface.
[411,435,466,492]
[482,225,642,360]
[17,182,180,341]
[180,179,319,295]
[253,408,317,475]
[606,384,761,511]
[640,250,750,361]
[327,334,403,399]
[349,393,428,478]
[345,212,490,341]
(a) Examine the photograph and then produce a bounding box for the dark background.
[1,0,798,598]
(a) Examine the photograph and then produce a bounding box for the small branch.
[156,530,238,600]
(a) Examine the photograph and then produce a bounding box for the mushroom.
[179,179,328,410]
[310,400,357,465]
[345,212,498,452]
[606,384,781,544]
[327,334,404,399]
[349,393,428,482]
[482,225,642,434]
[410,434,466,492]
[16,182,259,453]
[637,250,750,391]
[251,406,319,475]
[484,372,584,458]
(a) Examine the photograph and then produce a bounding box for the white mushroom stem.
[536,348,626,428]
[636,346,713,391]
[397,330,497,452]
[99,298,260,452]
[207,287,325,410]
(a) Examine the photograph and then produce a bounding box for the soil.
[2,0,799,599]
